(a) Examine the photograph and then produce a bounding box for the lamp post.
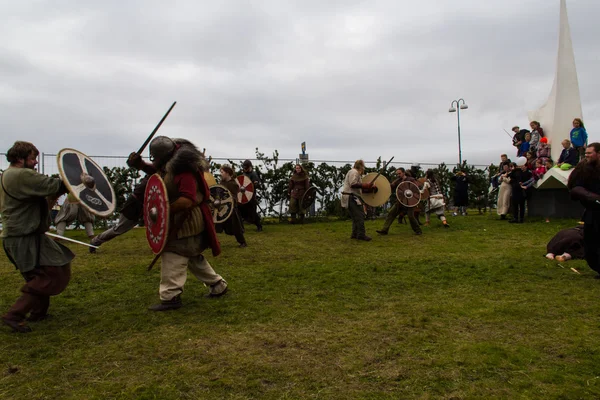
[448,98,468,165]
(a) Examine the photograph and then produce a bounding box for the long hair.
[573,118,585,129]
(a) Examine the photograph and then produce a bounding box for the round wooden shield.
[144,174,170,254]
[236,175,254,204]
[361,172,391,208]
[301,186,318,210]
[396,180,421,208]
[204,172,217,187]
[57,148,116,218]
[209,184,234,224]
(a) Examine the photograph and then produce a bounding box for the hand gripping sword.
[368,156,395,185]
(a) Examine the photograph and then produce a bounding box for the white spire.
[528,0,582,163]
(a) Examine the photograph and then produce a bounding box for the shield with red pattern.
[236,175,254,204]
[144,174,170,254]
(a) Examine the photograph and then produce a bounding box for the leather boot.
[148,295,182,311]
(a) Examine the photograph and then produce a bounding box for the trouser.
[289,197,304,215]
[347,198,366,238]
[584,223,600,274]
[511,191,526,221]
[91,214,138,246]
[159,252,225,301]
[57,221,94,238]
[240,201,262,229]
[381,202,421,234]
[3,264,72,322]
[575,146,585,163]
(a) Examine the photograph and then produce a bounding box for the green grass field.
[1,213,599,399]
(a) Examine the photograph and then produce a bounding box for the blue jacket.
[570,127,588,148]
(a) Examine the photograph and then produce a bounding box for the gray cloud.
[0,0,597,168]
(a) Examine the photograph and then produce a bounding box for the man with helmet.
[130,136,228,311]
[239,159,263,232]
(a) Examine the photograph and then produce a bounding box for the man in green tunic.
[0,141,74,333]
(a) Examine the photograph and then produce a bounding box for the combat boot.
[148,295,182,311]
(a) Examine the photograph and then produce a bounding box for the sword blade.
[136,101,177,155]
[369,156,395,185]
[45,232,99,249]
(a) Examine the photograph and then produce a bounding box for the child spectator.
[525,151,537,170]
[519,132,531,157]
[545,159,554,170]
[533,159,547,180]
[529,121,544,151]
[570,118,587,162]
[536,137,551,163]
[555,139,577,170]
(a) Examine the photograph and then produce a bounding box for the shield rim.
[301,185,318,210]
[396,180,421,208]
[56,148,117,218]
[236,175,254,204]
[360,172,391,208]
[144,174,170,254]
[204,172,217,187]
[210,184,234,223]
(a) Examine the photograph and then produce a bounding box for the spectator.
[525,151,537,170]
[533,159,547,180]
[555,139,577,170]
[570,118,588,162]
[529,121,544,151]
[496,163,512,220]
[536,137,551,163]
[508,157,533,223]
[519,132,531,157]
[545,159,554,170]
[491,154,511,189]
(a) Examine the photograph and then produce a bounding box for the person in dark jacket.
[556,139,578,170]
[451,170,469,216]
[568,143,600,277]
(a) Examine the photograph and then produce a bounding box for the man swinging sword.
[132,136,228,311]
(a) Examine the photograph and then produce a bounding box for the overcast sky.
[1,0,597,168]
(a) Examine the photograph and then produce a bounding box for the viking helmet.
[149,136,176,164]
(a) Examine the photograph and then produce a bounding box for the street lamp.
[448,98,468,165]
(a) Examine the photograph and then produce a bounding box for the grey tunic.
[1,167,75,273]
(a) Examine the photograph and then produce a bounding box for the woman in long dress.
[496,163,512,220]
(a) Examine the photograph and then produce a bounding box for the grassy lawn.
[1,213,600,399]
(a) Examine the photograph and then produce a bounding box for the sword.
[369,156,395,185]
[136,101,177,155]
[45,232,99,249]
[503,128,514,139]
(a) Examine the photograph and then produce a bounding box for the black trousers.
[510,189,526,221]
